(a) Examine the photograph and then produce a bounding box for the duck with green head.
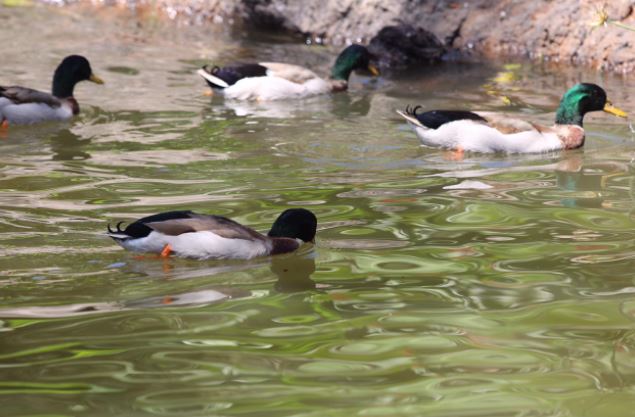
[0,55,104,126]
[397,83,627,154]
[197,44,379,101]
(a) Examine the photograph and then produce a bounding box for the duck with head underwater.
[0,55,104,126]
[107,208,317,260]
[397,83,628,154]
[197,44,380,101]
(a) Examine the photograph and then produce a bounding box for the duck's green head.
[268,208,317,243]
[555,83,626,126]
[330,44,380,81]
[52,55,104,98]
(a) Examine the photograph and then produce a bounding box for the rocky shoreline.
[45,0,635,73]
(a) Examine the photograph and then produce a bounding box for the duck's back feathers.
[0,86,62,107]
[0,86,75,124]
[474,111,542,134]
[199,64,268,89]
[259,63,321,84]
[146,214,265,241]
[403,106,487,129]
[109,210,264,241]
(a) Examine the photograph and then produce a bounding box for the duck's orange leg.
[0,120,8,139]
[160,244,172,258]
[444,146,465,161]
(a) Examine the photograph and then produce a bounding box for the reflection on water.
[2,3,635,417]
[272,253,317,292]
[218,94,373,119]
[0,254,316,318]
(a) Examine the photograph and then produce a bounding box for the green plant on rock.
[592,7,635,32]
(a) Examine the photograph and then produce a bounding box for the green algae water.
[2,4,635,417]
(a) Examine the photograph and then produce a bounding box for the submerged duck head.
[331,44,380,82]
[267,208,317,243]
[52,55,104,98]
[555,83,626,127]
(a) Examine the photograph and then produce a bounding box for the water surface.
[2,4,635,417]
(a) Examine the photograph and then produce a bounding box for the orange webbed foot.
[160,244,172,258]
[203,89,214,97]
[444,146,465,161]
[0,120,8,139]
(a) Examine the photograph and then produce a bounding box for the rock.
[45,0,635,74]
[368,24,446,69]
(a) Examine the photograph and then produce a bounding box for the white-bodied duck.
[197,44,379,101]
[108,208,317,260]
[0,55,103,126]
[397,83,627,154]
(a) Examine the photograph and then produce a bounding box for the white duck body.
[397,83,630,154]
[108,209,317,260]
[0,95,74,124]
[115,229,274,260]
[197,44,377,102]
[0,55,103,125]
[397,109,583,154]
[198,63,333,101]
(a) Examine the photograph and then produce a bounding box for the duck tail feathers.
[197,67,230,89]
[107,221,130,241]
[396,105,426,128]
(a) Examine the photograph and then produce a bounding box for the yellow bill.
[603,101,627,118]
[368,64,380,77]
[89,73,105,84]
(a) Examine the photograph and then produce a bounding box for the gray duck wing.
[0,86,62,107]
[146,213,266,241]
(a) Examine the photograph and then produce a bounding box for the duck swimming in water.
[0,55,104,126]
[107,208,317,260]
[197,44,379,101]
[397,83,627,154]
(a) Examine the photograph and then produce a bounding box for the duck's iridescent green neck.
[330,59,355,81]
[555,93,585,126]
[330,45,370,81]
[555,103,584,126]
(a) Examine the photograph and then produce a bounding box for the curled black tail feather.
[404,105,423,117]
[107,221,126,234]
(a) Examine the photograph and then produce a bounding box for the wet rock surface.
[46,0,635,73]
[368,24,446,70]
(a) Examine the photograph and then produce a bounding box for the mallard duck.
[197,44,379,101]
[397,83,627,154]
[107,208,317,260]
[0,55,103,126]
